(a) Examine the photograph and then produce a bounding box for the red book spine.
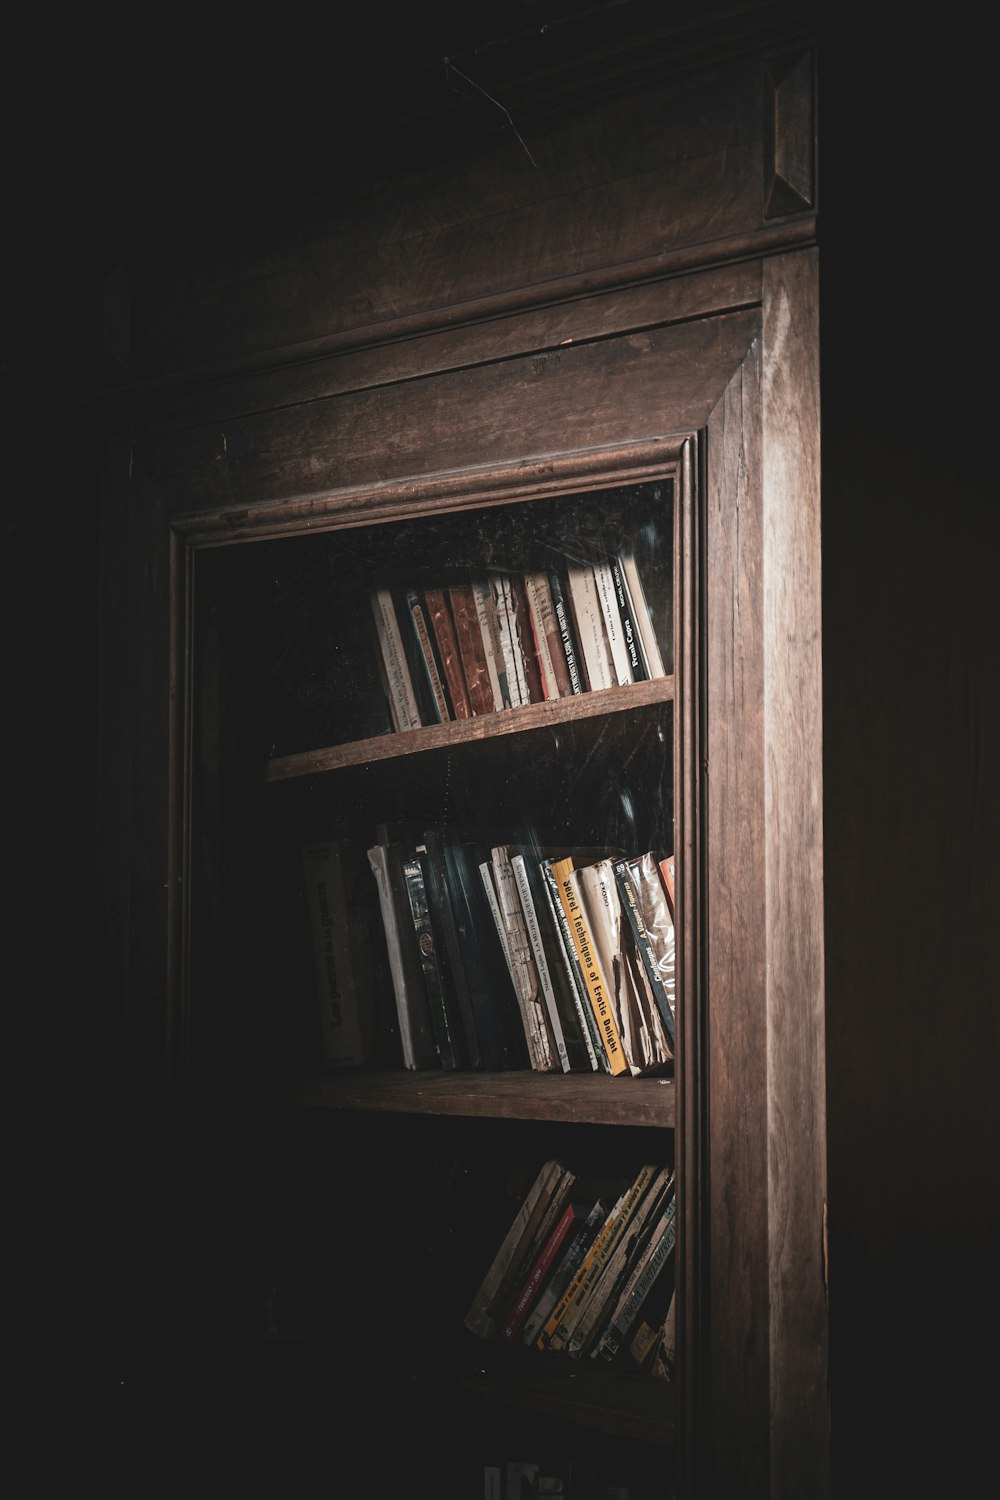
[448,582,496,715]
[500,1201,582,1341]
[424,588,472,719]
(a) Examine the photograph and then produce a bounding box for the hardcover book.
[405,588,452,722]
[499,1199,588,1342]
[512,850,595,1073]
[448,581,496,715]
[523,569,572,698]
[508,573,545,704]
[618,550,666,679]
[592,558,635,688]
[540,1162,659,1352]
[568,1164,673,1358]
[490,571,528,707]
[419,828,480,1069]
[471,575,510,711]
[613,856,676,1049]
[520,1196,608,1346]
[549,856,629,1075]
[610,555,650,682]
[548,567,585,694]
[367,842,439,1069]
[537,857,603,1071]
[491,844,558,1072]
[429,831,530,1072]
[424,586,472,719]
[464,1160,575,1339]
[402,851,460,1069]
[595,1180,677,1362]
[621,851,676,1043]
[565,562,615,693]
[369,585,422,731]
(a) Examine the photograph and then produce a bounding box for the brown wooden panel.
[131,51,778,378]
[141,310,761,521]
[137,263,763,435]
[704,337,771,1497]
[761,248,828,1498]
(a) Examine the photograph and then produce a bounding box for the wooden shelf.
[266,676,675,781]
[276,1068,675,1127]
[459,1357,676,1446]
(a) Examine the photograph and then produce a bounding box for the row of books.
[369,550,666,734]
[465,1158,678,1375]
[362,828,677,1077]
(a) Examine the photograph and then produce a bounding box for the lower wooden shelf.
[274,1067,675,1127]
[459,1356,677,1446]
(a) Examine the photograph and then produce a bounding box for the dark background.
[5,4,996,1493]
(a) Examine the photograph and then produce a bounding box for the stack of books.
[368,550,667,734]
[464,1158,678,1373]
[362,829,677,1077]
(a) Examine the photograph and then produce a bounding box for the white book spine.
[491,847,551,1069]
[566,563,615,691]
[593,559,635,687]
[511,853,570,1072]
[367,845,418,1069]
[522,571,561,699]
[491,572,528,706]
[370,586,422,730]
[472,576,506,710]
[619,551,665,678]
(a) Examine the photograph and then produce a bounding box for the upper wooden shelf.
[266,676,675,781]
[276,1068,675,1128]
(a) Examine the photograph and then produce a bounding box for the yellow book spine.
[552,859,628,1076]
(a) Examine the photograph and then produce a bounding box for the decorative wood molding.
[764,48,816,218]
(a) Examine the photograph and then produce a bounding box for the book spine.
[596,1193,677,1362]
[491,845,553,1071]
[508,573,545,703]
[593,558,635,687]
[555,863,628,1075]
[565,563,615,692]
[402,853,458,1069]
[610,556,649,681]
[522,570,570,698]
[366,844,437,1069]
[613,858,676,1046]
[538,859,602,1071]
[448,582,496,715]
[370,586,423,730]
[471,575,509,710]
[619,551,666,679]
[627,850,676,1041]
[568,1165,671,1357]
[511,853,570,1072]
[464,1159,568,1339]
[424,587,472,719]
[405,589,452,722]
[520,1196,607,1345]
[548,568,585,694]
[543,1164,657,1352]
[500,1200,582,1341]
[421,830,480,1068]
[491,572,528,707]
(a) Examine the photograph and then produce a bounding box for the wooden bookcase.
[101,10,827,1496]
